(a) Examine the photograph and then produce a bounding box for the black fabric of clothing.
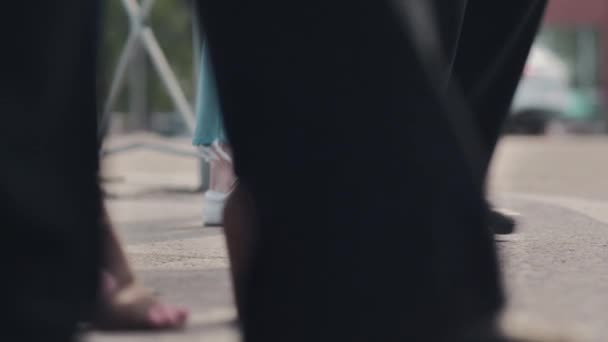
[452,0,548,174]
[1,2,103,341]
[196,1,520,340]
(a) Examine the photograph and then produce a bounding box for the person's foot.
[93,272,189,331]
[488,208,518,235]
[203,190,229,226]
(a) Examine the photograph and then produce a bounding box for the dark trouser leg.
[198,1,501,340]
[453,0,548,174]
[0,2,102,340]
[434,0,469,77]
[453,1,547,234]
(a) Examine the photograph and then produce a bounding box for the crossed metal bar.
[100,0,196,141]
[99,0,223,190]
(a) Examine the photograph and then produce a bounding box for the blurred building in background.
[541,0,608,128]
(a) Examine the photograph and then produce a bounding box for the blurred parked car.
[507,45,573,134]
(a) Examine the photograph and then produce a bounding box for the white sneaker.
[203,190,229,226]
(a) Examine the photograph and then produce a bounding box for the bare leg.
[94,205,189,330]
[204,145,237,226]
[208,157,219,189]
[212,145,236,193]
[100,209,134,286]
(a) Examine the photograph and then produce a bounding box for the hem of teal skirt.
[193,138,228,146]
[193,139,212,147]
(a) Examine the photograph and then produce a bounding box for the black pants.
[454,0,548,175]
[1,2,102,341]
[437,0,547,178]
[196,1,530,340]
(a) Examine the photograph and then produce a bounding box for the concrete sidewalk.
[88,135,608,341]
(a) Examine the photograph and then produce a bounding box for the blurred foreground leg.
[198,0,503,340]
[0,2,102,341]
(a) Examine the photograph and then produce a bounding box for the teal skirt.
[192,45,227,146]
